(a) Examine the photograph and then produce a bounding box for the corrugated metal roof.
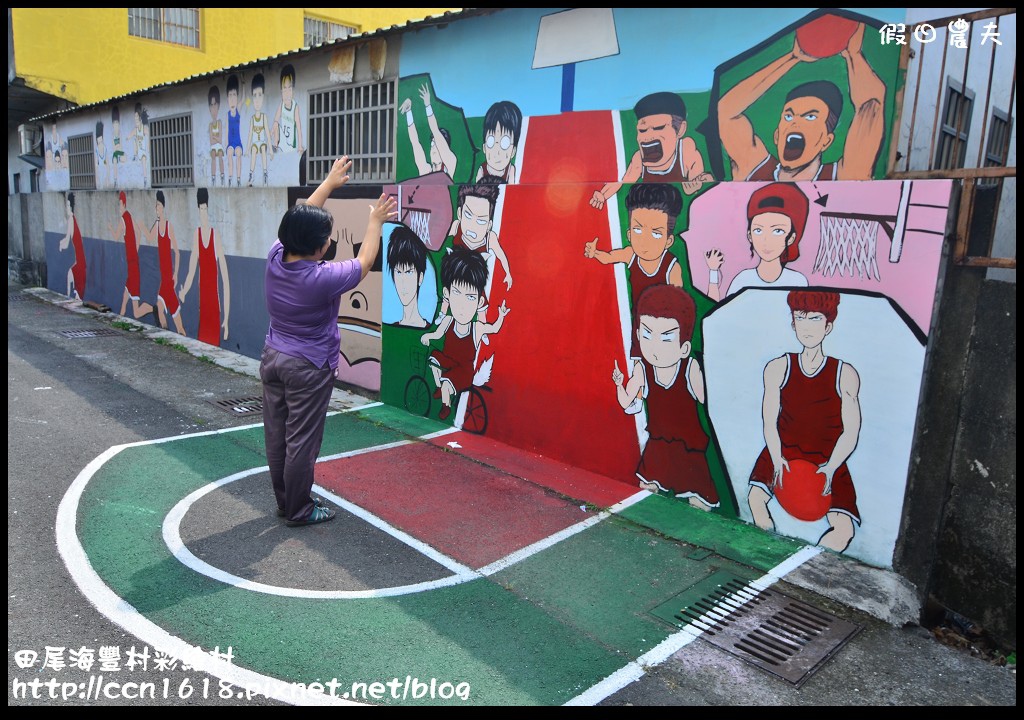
[31,8,495,123]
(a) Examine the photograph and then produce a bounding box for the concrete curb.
[22,286,372,413]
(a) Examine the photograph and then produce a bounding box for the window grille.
[67,133,96,190]
[128,8,200,49]
[934,80,975,170]
[304,16,356,46]
[150,113,194,188]
[307,80,396,183]
[984,109,1010,168]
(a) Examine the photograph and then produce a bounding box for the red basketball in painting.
[795,15,860,59]
[774,458,831,521]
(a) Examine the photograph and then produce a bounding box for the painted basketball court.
[60,402,819,706]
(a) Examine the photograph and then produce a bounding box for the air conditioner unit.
[18,124,43,156]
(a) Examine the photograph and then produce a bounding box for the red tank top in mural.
[778,353,843,456]
[123,210,141,296]
[645,358,709,452]
[71,217,87,299]
[451,225,488,254]
[746,152,838,182]
[197,227,221,346]
[157,221,180,315]
[639,139,687,182]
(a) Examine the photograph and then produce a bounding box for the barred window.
[304,16,356,46]
[934,79,975,171]
[129,8,200,49]
[984,109,1011,168]
[67,133,96,191]
[150,113,194,188]
[307,80,396,183]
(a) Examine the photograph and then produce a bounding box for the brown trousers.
[259,345,335,522]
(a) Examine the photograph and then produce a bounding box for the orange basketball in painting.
[795,15,859,59]
[774,458,831,521]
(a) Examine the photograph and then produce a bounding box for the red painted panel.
[479,110,640,485]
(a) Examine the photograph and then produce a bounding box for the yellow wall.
[11,8,460,106]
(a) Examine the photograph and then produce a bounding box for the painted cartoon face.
[134,111,142,129]
[484,122,515,173]
[155,200,165,221]
[446,281,483,325]
[637,315,689,369]
[199,202,209,226]
[748,211,794,264]
[392,263,421,308]
[458,195,492,249]
[252,86,264,112]
[209,97,220,121]
[112,119,120,138]
[792,311,832,349]
[65,196,73,217]
[281,76,294,106]
[227,88,238,111]
[774,95,834,169]
[97,136,106,154]
[636,113,683,168]
[628,208,673,262]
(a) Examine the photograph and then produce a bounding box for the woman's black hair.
[278,203,333,256]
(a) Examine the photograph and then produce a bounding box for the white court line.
[59,411,750,706]
[564,545,824,705]
[57,445,362,706]
[164,431,651,598]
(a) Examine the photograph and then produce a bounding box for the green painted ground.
[75,410,806,705]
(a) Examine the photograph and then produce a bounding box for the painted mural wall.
[380,7,956,568]
[39,6,963,568]
[43,40,397,392]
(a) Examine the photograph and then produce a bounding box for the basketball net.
[812,214,881,281]
[403,207,431,248]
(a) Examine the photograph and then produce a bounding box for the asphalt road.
[8,286,279,706]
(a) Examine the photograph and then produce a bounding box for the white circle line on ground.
[163,447,651,598]
[57,420,654,705]
[55,444,363,706]
[162,462,479,599]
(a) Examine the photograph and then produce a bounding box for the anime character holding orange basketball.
[718,16,886,182]
[748,290,861,552]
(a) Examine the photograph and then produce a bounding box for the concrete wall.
[897,8,1017,282]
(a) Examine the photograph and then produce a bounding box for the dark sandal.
[285,504,336,527]
[277,496,328,517]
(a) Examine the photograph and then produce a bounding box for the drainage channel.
[651,569,862,688]
[56,328,123,338]
[207,396,264,417]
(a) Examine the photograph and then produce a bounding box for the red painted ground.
[316,435,634,569]
[425,431,635,509]
[478,110,641,484]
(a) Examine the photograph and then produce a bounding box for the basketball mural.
[38,6,955,571]
[384,7,951,567]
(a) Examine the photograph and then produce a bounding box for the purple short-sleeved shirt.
[264,240,362,370]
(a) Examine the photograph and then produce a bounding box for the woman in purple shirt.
[261,156,397,526]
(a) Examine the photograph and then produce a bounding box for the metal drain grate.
[57,328,123,338]
[208,396,264,416]
[9,293,32,303]
[651,570,861,687]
